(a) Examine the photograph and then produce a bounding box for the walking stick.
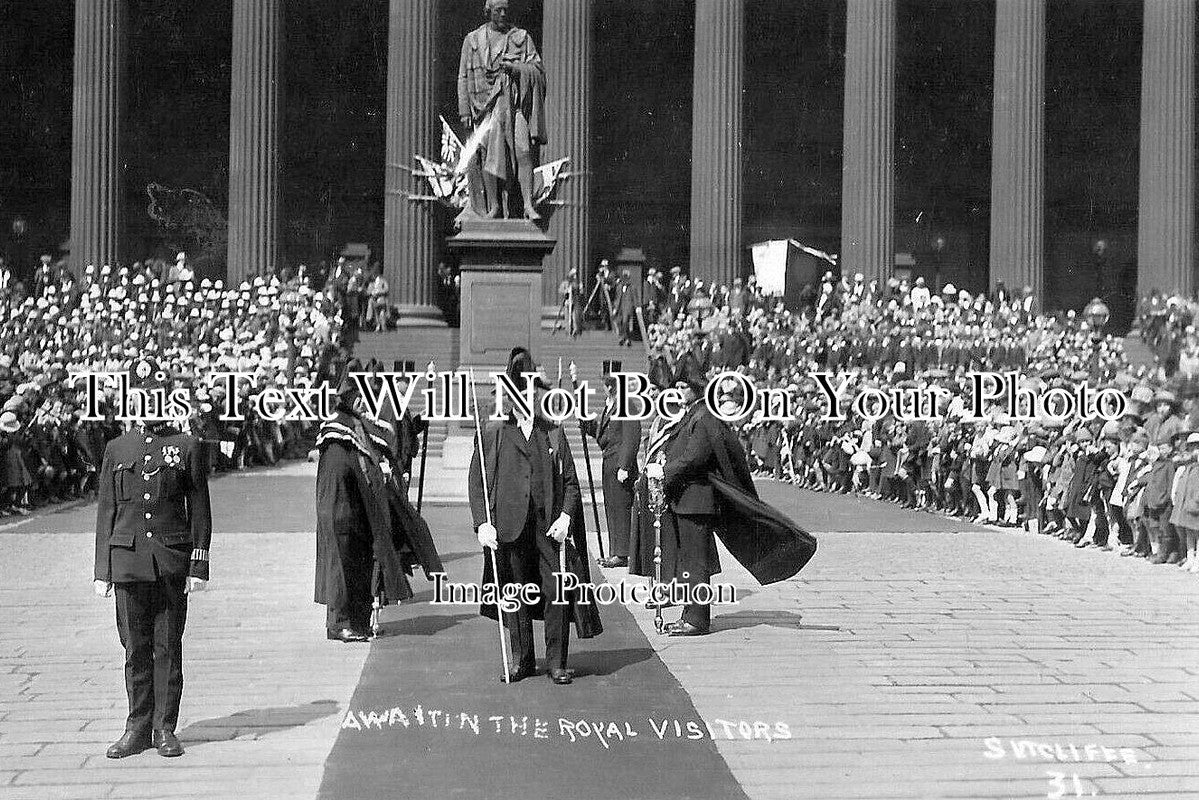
[647,454,667,635]
[416,422,429,514]
[468,369,512,684]
[370,565,384,638]
[568,361,607,561]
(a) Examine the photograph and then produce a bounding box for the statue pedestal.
[448,217,556,378]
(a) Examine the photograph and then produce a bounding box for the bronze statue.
[457,0,547,221]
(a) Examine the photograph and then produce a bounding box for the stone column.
[384,0,443,324]
[1137,0,1195,297]
[70,0,127,271]
[227,0,282,281]
[541,0,593,311]
[989,0,1045,302]
[689,0,744,286]
[840,0,895,283]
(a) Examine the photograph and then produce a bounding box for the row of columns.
[69,1,1197,309]
[69,0,281,283]
[837,0,1194,299]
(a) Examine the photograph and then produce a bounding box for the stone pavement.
[0,473,366,800]
[0,472,1196,799]
[609,482,1199,799]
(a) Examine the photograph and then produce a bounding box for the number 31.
[1046,771,1089,798]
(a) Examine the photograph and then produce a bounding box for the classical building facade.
[66,0,1194,318]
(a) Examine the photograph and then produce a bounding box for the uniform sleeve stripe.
[191,549,209,561]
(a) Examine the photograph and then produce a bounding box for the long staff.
[416,423,430,514]
[568,360,607,561]
[468,369,511,684]
[416,359,435,513]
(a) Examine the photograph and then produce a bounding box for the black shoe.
[106,730,152,759]
[548,668,573,685]
[327,628,369,643]
[501,663,536,683]
[666,621,710,637]
[152,729,184,757]
[597,556,628,568]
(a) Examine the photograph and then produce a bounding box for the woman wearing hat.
[1168,432,1199,573]
[986,426,1021,526]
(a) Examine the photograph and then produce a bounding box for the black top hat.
[673,363,707,395]
[505,349,549,392]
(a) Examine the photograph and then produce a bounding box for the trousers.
[115,576,188,734]
[499,510,570,671]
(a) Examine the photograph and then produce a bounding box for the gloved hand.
[646,463,664,480]
[93,579,112,598]
[568,362,578,384]
[617,468,629,483]
[185,578,207,594]
[477,521,498,550]
[546,513,571,543]
[219,441,235,458]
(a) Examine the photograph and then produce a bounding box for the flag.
[533,157,570,203]
[439,116,463,166]
[415,155,455,201]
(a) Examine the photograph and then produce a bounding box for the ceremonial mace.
[468,369,512,684]
[647,454,667,635]
[568,360,607,561]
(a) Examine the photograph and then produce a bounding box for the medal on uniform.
[162,445,181,467]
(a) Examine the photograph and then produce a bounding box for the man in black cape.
[646,371,817,635]
[470,348,602,685]
[314,361,444,642]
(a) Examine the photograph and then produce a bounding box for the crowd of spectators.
[0,251,353,515]
[641,270,1199,574]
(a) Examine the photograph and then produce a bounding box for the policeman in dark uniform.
[93,359,212,758]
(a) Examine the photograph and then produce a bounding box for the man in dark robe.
[314,364,443,642]
[646,375,818,636]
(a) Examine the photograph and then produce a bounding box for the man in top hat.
[469,347,592,684]
[93,359,212,759]
[644,369,721,635]
[645,368,816,636]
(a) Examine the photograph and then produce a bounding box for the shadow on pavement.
[712,610,841,633]
[375,612,475,637]
[568,645,655,678]
[179,699,341,746]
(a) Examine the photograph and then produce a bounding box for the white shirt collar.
[517,415,534,440]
